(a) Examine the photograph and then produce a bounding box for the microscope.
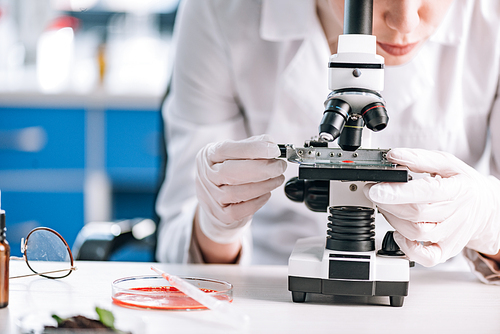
[282,0,411,307]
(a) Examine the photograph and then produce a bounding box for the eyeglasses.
[9,227,77,279]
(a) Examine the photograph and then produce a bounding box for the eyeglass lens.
[25,229,73,279]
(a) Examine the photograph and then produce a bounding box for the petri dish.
[112,275,233,310]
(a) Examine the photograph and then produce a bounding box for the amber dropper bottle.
[0,192,9,308]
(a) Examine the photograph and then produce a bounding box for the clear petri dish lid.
[112,275,233,311]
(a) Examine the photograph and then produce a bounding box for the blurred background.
[0,0,179,261]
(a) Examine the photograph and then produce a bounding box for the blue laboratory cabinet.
[0,93,163,257]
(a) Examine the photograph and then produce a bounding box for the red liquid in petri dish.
[112,286,232,310]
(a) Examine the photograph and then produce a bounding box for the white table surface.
[2,260,500,334]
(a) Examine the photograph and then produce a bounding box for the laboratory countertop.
[2,261,500,334]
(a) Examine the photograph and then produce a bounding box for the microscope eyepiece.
[319,99,351,142]
[361,102,388,132]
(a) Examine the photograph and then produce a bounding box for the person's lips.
[377,42,419,56]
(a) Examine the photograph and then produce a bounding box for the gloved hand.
[364,148,500,267]
[195,134,287,244]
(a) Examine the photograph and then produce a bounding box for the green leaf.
[95,307,115,329]
[51,314,65,325]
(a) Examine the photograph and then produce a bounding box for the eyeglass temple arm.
[9,266,77,279]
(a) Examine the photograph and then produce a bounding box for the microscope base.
[288,276,407,307]
[288,236,410,307]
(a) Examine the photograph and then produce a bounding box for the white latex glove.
[195,134,286,244]
[364,148,500,267]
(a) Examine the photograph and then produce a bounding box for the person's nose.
[384,0,420,34]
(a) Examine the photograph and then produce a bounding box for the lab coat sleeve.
[463,55,500,283]
[490,85,500,181]
[155,0,250,263]
[463,248,500,285]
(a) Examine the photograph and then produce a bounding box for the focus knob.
[284,177,304,202]
[284,177,329,212]
[377,231,405,256]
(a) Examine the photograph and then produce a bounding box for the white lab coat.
[155,0,500,265]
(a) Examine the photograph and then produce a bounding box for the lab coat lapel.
[278,27,330,133]
[262,0,330,142]
[383,47,435,113]
[260,0,312,41]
